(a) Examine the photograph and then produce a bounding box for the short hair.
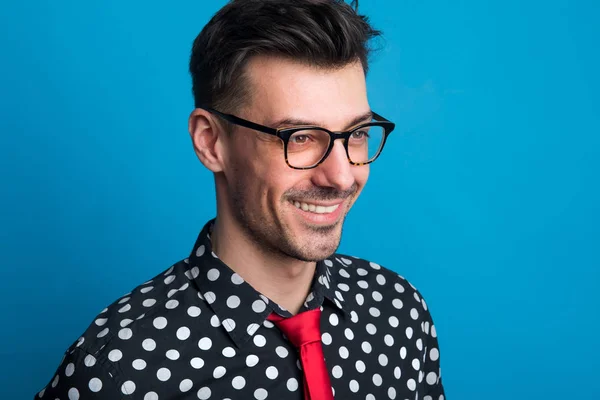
[189,0,382,113]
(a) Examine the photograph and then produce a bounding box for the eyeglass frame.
[199,106,396,170]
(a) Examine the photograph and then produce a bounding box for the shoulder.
[65,257,192,358]
[328,253,436,323]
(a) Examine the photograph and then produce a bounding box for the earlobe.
[188,109,225,173]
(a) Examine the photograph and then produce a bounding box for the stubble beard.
[230,185,345,262]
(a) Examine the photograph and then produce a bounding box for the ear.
[188,108,226,173]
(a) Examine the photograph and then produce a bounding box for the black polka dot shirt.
[35,220,446,400]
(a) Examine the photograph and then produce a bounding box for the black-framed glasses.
[200,106,395,170]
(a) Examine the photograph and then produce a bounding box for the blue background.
[1,1,599,399]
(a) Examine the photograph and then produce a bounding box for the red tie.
[267,309,334,400]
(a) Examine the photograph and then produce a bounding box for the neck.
[210,214,315,315]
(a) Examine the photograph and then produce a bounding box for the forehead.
[242,56,370,129]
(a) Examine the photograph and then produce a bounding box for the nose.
[310,140,356,191]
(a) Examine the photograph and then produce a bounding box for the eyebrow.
[268,111,373,131]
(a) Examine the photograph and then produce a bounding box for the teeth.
[291,201,340,214]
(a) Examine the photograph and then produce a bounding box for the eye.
[291,134,310,144]
[351,130,369,140]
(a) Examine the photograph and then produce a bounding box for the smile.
[290,200,341,214]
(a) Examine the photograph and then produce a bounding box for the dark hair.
[189,0,382,113]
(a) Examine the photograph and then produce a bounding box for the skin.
[188,56,371,314]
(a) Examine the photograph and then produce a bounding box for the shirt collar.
[187,219,351,348]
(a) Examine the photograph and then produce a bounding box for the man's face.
[221,56,370,262]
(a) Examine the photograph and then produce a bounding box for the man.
[35,0,445,399]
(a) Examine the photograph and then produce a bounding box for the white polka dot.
[355,360,366,373]
[142,299,156,307]
[339,268,350,278]
[157,367,171,381]
[222,318,236,332]
[339,346,349,359]
[180,379,193,392]
[120,318,133,328]
[332,365,343,378]
[266,366,278,379]
[406,327,414,339]
[350,310,359,323]
[358,280,369,289]
[372,291,383,302]
[376,273,386,284]
[417,338,423,351]
[430,347,440,361]
[97,328,109,338]
[198,337,212,350]
[142,338,156,351]
[118,328,133,340]
[89,377,102,392]
[246,354,259,367]
[222,347,236,358]
[166,349,180,360]
[287,378,298,391]
[357,268,368,276]
[412,358,420,370]
[140,286,153,294]
[232,376,246,389]
[407,378,416,391]
[276,346,289,358]
[153,317,167,330]
[379,354,389,366]
[213,366,226,379]
[369,307,380,317]
[361,341,372,353]
[366,394,376,400]
[263,320,274,328]
[95,318,108,326]
[226,295,241,309]
[247,323,260,335]
[337,283,350,292]
[373,373,383,386]
[389,316,399,328]
[394,366,402,379]
[51,374,59,388]
[329,314,339,326]
[118,304,131,313]
[190,357,204,369]
[177,326,191,340]
[410,308,419,320]
[108,349,122,362]
[345,328,354,340]
[400,347,407,359]
[210,315,221,327]
[366,323,377,335]
[190,267,200,279]
[206,268,220,281]
[187,306,201,317]
[166,299,179,309]
[356,293,364,305]
[118,297,130,304]
[349,379,359,392]
[132,359,146,370]
[431,325,438,338]
[369,261,381,269]
[197,386,211,399]
[384,334,394,346]
[392,298,403,309]
[121,380,136,395]
[254,388,268,400]
[388,386,397,399]
[84,355,96,367]
[426,371,438,385]
[231,273,244,285]
[253,334,266,347]
[143,391,158,400]
[205,291,216,304]
[68,388,79,400]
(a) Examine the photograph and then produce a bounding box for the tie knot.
[267,309,322,348]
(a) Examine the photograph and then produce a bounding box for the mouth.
[289,200,341,214]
